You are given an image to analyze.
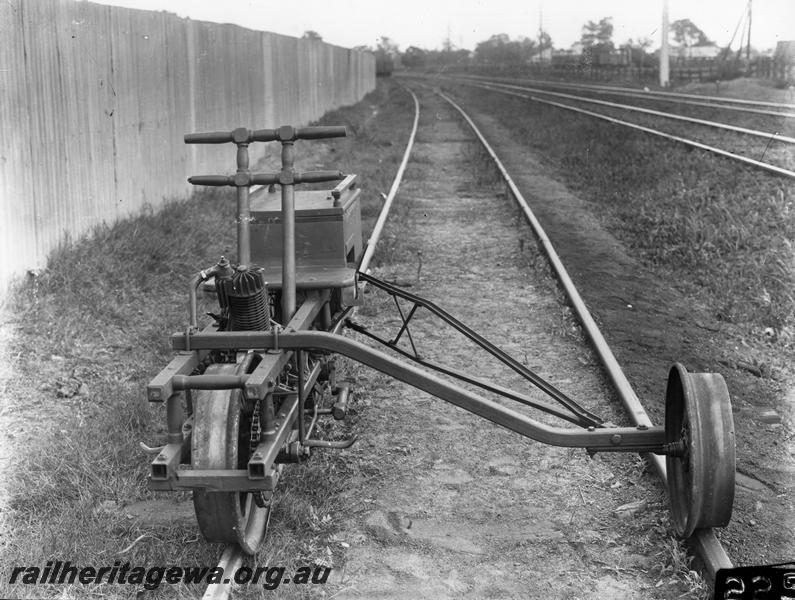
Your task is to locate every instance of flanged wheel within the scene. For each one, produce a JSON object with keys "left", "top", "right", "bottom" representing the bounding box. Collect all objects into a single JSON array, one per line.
[
  {"left": 192, "top": 360, "right": 271, "bottom": 554},
  {"left": 665, "top": 363, "right": 736, "bottom": 538}
]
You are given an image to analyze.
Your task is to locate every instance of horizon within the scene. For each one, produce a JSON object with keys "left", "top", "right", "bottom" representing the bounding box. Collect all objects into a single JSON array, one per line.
[{"left": 80, "top": 0, "right": 793, "bottom": 54}]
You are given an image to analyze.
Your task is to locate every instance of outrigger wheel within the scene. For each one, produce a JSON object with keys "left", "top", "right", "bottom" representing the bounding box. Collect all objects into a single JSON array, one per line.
[
  {"left": 192, "top": 358, "right": 271, "bottom": 554},
  {"left": 665, "top": 363, "right": 736, "bottom": 538}
]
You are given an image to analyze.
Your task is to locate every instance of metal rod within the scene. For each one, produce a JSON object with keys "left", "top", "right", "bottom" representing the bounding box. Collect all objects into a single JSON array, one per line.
[
  {"left": 236, "top": 143, "right": 251, "bottom": 266},
  {"left": 297, "top": 350, "right": 306, "bottom": 444},
  {"left": 166, "top": 393, "right": 184, "bottom": 446},
  {"left": 172, "top": 374, "right": 246, "bottom": 390},
  {"left": 281, "top": 141, "right": 296, "bottom": 320},
  {"left": 390, "top": 297, "right": 420, "bottom": 355}
]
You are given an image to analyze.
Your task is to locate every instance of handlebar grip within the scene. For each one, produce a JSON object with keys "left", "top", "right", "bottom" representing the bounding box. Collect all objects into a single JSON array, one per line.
[
  {"left": 187, "top": 175, "right": 232, "bottom": 186},
  {"left": 295, "top": 170, "right": 345, "bottom": 184},
  {"left": 185, "top": 125, "right": 348, "bottom": 145},
  {"left": 295, "top": 126, "right": 347, "bottom": 140},
  {"left": 249, "top": 173, "right": 281, "bottom": 186},
  {"left": 249, "top": 128, "right": 280, "bottom": 142},
  {"left": 184, "top": 131, "right": 234, "bottom": 144}
]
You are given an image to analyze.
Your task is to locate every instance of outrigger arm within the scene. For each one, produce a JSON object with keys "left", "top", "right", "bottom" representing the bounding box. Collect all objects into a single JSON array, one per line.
[{"left": 169, "top": 328, "right": 669, "bottom": 455}]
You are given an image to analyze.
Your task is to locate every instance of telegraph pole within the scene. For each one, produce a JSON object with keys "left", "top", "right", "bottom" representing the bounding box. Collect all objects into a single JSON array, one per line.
[
  {"left": 538, "top": 2, "right": 544, "bottom": 62},
  {"left": 746, "top": 0, "right": 752, "bottom": 60},
  {"left": 660, "top": 0, "right": 670, "bottom": 87}
]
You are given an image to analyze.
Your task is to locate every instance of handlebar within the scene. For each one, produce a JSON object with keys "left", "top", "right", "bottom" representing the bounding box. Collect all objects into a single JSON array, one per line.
[
  {"left": 184, "top": 125, "right": 347, "bottom": 145},
  {"left": 188, "top": 170, "right": 345, "bottom": 187}
]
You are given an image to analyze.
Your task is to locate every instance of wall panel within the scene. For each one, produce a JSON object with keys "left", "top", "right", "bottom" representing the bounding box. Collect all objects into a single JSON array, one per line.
[{"left": 0, "top": 0, "right": 375, "bottom": 288}]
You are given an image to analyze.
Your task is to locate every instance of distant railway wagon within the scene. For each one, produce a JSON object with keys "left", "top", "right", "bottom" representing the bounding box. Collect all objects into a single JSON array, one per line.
[{"left": 376, "top": 54, "right": 394, "bottom": 77}]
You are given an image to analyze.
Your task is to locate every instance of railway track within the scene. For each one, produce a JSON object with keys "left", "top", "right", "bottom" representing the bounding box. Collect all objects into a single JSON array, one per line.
[
  {"left": 430, "top": 75, "right": 795, "bottom": 179},
  {"left": 200, "top": 81, "right": 740, "bottom": 598},
  {"left": 452, "top": 74, "right": 795, "bottom": 119}
]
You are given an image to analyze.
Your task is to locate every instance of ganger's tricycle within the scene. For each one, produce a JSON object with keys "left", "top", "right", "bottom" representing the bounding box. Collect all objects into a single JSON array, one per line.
[{"left": 144, "top": 124, "right": 735, "bottom": 554}]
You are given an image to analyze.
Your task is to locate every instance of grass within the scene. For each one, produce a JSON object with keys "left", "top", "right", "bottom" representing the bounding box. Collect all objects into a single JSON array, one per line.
[
  {"left": 0, "top": 78, "right": 415, "bottom": 599},
  {"left": 451, "top": 84, "right": 795, "bottom": 342}
]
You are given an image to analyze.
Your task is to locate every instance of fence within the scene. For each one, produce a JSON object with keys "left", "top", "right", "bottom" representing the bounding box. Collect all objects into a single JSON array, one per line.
[
  {"left": 0, "top": 0, "right": 375, "bottom": 288},
  {"left": 440, "top": 55, "right": 794, "bottom": 86}
]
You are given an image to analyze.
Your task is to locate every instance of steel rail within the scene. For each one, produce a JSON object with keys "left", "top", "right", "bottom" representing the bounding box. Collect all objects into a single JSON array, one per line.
[
  {"left": 359, "top": 86, "right": 421, "bottom": 274},
  {"left": 450, "top": 73, "right": 795, "bottom": 117},
  {"left": 202, "top": 545, "right": 243, "bottom": 600},
  {"left": 432, "top": 88, "right": 732, "bottom": 581},
  {"left": 462, "top": 79, "right": 795, "bottom": 145},
  {"left": 465, "top": 82, "right": 795, "bottom": 180}
]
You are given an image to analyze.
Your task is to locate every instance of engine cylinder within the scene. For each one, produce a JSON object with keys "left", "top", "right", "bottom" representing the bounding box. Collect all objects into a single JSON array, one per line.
[{"left": 220, "top": 266, "right": 270, "bottom": 331}]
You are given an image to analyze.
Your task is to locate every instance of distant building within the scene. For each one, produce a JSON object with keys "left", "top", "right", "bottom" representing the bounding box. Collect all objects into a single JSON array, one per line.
[
  {"left": 529, "top": 48, "right": 553, "bottom": 63},
  {"left": 673, "top": 43, "right": 720, "bottom": 59},
  {"left": 568, "top": 42, "right": 584, "bottom": 55}
]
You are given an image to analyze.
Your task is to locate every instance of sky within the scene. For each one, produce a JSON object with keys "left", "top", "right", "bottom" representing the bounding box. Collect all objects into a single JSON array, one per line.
[{"left": 85, "top": 0, "right": 793, "bottom": 53}]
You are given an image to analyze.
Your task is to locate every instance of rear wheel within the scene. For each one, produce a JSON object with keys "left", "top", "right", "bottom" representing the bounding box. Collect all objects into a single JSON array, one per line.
[
  {"left": 665, "top": 363, "right": 735, "bottom": 538},
  {"left": 192, "top": 360, "right": 271, "bottom": 554}
]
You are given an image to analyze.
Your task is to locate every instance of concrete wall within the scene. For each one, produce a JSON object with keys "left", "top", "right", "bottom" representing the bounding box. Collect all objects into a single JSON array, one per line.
[{"left": 0, "top": 0, "right": 375, "bottom": 286}]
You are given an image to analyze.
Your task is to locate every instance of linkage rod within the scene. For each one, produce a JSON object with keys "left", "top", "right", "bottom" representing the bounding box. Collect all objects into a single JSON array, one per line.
[
  {"left": 345, "top": 317, "right": 599, "bottom": 427},
  {"left": 358, "top": 271, "right": 605, "bottom": 426}
]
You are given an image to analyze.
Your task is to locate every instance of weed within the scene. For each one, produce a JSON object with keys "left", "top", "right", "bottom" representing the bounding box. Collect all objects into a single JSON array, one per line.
[{"left": 453, "top": 85, "right": 795, "bottom": 336}]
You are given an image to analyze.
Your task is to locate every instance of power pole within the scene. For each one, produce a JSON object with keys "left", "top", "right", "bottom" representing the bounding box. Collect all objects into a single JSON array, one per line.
[
  {"left": 538, "top": 2, "right": 544, "bottom": 62},
  {"left": 660, "top": 0, "right": 670, "bottom": 87},
  {"left": 746, "top": 0, "right": 752, "bottom": 60}
]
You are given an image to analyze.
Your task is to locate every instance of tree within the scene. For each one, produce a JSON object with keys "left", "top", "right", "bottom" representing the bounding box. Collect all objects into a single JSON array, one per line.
[
  {"left": 402, "top": 46, "right": 427, "bottom": 68},
  {"left": 475, "top": 33, "right": 535, "bottom": 65},
  {"left": 620, "top": 37, "right": 653, "bottom": 66},
  {"left": 302, "top": 30, "right": 323, "bottom": 42},
  {"left": 581, "top": 17, "right": 614, "bottom": 51},
  {"left": 670, "top": 19, "right": 711, "bottom": 48},
  {"left": 377, "top": 36, "right": 400, "bottom": 56}
]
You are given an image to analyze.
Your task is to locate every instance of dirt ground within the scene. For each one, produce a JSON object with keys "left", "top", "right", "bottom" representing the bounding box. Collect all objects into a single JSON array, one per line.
[{"left": 323, "top": 88, "right": 710, "bottom": 599}]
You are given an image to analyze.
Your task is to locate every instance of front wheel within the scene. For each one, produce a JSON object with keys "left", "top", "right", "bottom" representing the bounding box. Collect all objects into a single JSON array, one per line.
[
  {"left": 191, "top": 361, "right": 271, "bottom": 554},
  {"left": 665, "top": 363, "right": 736, "bottom": 538}
]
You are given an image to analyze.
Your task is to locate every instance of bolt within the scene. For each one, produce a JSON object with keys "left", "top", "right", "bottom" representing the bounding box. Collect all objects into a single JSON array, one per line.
[
  {"left": 587, "top": 426, "right": 596, "bottom": 432},
  {"left": 610, "top": 434, "right": 622, "bottom": 446},
  {"left": 636, "top": 423, "right": 648, "bottom": 430}
]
